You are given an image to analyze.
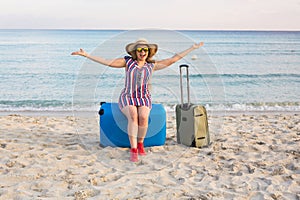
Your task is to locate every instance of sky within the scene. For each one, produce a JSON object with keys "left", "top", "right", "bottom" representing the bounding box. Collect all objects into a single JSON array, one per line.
[{"left": 0, "top": 0, "right": 300, "bottom": 30}]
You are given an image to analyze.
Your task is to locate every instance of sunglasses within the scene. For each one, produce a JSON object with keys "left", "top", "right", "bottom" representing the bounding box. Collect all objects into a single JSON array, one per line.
[{"left": 136, "top": 47, "right": 149, "bottom": 52}]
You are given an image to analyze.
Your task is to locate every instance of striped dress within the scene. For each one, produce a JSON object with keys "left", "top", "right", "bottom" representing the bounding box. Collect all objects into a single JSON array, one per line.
[{"left": 118, "top": 56, "right": 154, "bottom": 109}]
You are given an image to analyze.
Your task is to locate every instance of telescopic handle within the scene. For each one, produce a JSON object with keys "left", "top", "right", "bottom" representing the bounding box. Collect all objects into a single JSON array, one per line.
[{"left": 179, "top": 64, "right": 190, "bottom": 107}]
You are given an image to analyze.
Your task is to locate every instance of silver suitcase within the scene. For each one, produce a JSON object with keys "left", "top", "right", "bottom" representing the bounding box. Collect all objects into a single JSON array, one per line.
[{"left": 176, "top": 64, "right": 210, "bottom": 147}]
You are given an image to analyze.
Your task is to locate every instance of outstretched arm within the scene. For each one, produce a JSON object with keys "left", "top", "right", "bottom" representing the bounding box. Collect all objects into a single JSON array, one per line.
[
  {"left": 71, "top": 48, "right": 126, "bottom": 68},
  {"left": 154, "top": 42, "right": 204, "bottom": 71}
]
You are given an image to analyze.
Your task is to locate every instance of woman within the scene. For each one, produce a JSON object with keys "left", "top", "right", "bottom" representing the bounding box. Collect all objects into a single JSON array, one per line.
[{"left": 71, "top": 39, "right": 204, "bottom": 162}]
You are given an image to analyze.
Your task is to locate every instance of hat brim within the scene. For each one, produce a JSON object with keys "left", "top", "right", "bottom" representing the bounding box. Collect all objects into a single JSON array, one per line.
[{"left": 126, "top": 42, "right": 158, "bottom": 58}]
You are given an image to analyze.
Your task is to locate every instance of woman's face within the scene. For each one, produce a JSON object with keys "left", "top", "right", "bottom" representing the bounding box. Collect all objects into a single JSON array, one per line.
[{"left": 135, "top": 45, "right": 149, "bottom": 61}]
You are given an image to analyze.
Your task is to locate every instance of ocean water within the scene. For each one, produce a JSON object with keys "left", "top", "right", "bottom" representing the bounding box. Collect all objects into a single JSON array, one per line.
[{"left": 0, "top": 29, "right": 299, "bottom": 113}]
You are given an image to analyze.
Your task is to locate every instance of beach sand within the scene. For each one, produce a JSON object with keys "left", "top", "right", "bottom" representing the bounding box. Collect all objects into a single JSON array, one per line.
[{"left": 0, "top": 111, "right": 299, "bottom": 199}]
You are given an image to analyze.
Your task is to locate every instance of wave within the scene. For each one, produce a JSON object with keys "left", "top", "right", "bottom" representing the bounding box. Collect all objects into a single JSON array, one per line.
[
  {"left": 156, "top": 73, "right": 300, "bottom": 79},
  {"left": 190, "top": 73, "right": 300, "bottom": 78},
  {"left": 0, "top": 100, "right": 72, "bottom": 111},
  {"left": 206, "top": 102, "right": 300, "bottom": 112},
  {"left": 209, "top": 51, "right": 300, "bottom": 56},
  {"left": 1, "top": 100, "right": 299, "bottom": 112},
  {"left": 163, "top": 102, "right": 300, "bottom": 113},
  {"left": 2, "top": 72, "right": 300, "bottom": 80}
]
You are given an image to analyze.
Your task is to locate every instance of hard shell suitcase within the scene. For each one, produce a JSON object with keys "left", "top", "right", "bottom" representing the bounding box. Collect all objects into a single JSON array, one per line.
[
  {"left": 176, "top": 64, "right": 210, "bottom": 147},
  {"left": 99, "top": 102, "right": 166, "bottom": 147}
]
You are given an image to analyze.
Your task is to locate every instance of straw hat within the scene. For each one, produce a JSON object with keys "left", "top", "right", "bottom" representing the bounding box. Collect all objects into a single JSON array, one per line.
[{"left": 126, "top": 39, "right": 158, "bottom": 58}]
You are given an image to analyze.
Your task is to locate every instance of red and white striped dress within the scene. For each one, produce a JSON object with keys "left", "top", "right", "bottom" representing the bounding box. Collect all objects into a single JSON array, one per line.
[{"left": 118, "top": 56, "right": 154, "bottom": 109}]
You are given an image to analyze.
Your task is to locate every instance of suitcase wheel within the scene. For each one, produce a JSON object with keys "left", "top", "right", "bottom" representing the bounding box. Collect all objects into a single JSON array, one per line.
[{"left": 98, "top": 109, "right": 104, "bottom": 115}]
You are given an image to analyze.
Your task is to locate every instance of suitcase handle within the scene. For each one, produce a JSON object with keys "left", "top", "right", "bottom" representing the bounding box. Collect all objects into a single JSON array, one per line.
[{"left": 179, "top": 64, "right": 191, "bottom": 108}]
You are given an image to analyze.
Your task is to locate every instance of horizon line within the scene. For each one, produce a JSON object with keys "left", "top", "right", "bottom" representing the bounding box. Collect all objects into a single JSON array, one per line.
[{"left": 0, "top": 28, "right": 300, "bottom": 32}]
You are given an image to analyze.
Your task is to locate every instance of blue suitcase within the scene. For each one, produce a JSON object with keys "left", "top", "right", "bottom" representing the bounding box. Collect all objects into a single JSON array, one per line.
[{"left": 98, "top": 102, "right": 166, "bottom": 147}]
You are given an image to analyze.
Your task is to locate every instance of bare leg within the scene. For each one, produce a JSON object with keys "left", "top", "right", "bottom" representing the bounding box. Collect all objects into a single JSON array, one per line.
[
  {"left": 137, "top": 106, "right": 150, "bottom": 143},
  {"left": 121, "top": 105, "right": 138, "bottom": 149}
]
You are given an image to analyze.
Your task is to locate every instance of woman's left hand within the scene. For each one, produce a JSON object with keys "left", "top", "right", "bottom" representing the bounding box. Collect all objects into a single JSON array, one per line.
[{"left": 193, "top": 42, "right": 204, "bottom": 49}]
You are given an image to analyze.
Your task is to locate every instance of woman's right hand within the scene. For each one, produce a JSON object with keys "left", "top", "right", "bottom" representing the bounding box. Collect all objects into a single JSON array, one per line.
[{"left": 71, "top": 48, "right": 88, "bottom": 57}]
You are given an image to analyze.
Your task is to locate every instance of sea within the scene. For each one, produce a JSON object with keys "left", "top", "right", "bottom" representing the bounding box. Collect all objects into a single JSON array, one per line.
[{"left": 0, "top": 29, "right": 299, "bottom": 115}]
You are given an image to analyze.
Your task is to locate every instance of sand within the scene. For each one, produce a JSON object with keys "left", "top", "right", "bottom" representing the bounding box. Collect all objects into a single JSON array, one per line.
[{"left": 0, "top": 111, "right": 299, "bottom": 200}]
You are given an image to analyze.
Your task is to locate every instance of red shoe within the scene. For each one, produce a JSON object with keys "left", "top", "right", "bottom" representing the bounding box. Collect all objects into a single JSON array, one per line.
[
  {"left": 137, "top": 142, "right": 146, "bottom": 156},
  {"left": 130, "top": 148, "right": 138, "bottom": 162}
]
